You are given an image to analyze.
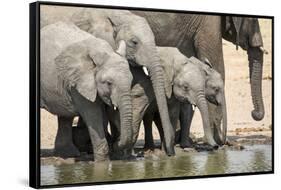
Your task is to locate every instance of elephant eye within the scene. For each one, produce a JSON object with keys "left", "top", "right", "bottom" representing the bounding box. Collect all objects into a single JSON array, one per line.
[
  {"left": 106, "top": 80, "right": 112, "bottom": 86},
  {"left": 214, "top": 87, "right": 219, "bottom": 93},
  {"left": 183, "top": 85, "right": 189, "bottom": 91},
  {"left": 129, "top": 37, "right": 138, "bottom": 46},
  {"left": 102, "top": 79, "right": 112, "bottom": 86}
]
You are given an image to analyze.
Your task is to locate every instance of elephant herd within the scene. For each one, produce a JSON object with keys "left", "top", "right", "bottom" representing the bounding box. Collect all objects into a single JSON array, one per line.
[{"left": 40, "top": 6, "right": 266, "bottom": 161}]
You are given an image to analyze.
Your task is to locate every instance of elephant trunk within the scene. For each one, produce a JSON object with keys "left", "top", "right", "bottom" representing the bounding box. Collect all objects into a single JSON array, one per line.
[
  {"left": 215, "top": 90, "right": 227, "bottom": 145},
  {"left": 248, "top": 47, "right": 265, "bottom": 121},
  {"left": 146, "top": 49, "right": 175, "bottom": 156},
  {"left": 221, "top": 91, "right": 227, "bottom": 144},
  {"left": 117, "top": 92, "right": 133, "bottom": 149},
  {"left": 196, "top": 90, "right": 217, "bottom": 146}
]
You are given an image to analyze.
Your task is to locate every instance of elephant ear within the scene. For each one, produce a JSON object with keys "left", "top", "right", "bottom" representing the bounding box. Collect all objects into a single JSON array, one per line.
[
  {"left": 115, "top": 40, "right": 127, "bottom": 57},
  {"left": 55, "top": 45, "right": 97, "bottom": 103},
  {"left": 189, "top": 56, "right": 212, "bottom": 77},
  {"left": 232, "top": 17, "right": 243, "bottom": 50}
]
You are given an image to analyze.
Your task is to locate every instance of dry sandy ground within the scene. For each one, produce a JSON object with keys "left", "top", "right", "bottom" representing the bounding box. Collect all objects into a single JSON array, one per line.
[{"left": 40, "top": 19, "right": 272, "bottom": 149}]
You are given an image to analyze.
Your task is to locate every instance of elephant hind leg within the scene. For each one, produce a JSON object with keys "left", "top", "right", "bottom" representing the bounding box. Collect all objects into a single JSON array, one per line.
[{"left": 54, "top": 116, "right": 80, "bottom": 158}]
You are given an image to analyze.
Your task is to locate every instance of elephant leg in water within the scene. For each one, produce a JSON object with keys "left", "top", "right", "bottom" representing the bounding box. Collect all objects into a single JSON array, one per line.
[
  {"left": 70, "top": 89, "right": 109, "bottom": 161},
  {"left": 179, "top": 103, "right": 194, "bottom": 148},
  {"left": 72, "top": 118, "right": 92, "bottom": 154},
  {"left": 143, "top": 98, "right": 180, "bottom": 150},
  {"left": 143, "top": 110, "right": 156, "bottom": 150}
]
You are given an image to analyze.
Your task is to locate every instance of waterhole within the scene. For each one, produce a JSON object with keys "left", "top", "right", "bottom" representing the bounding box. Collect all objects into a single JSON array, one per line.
[{"left": 41, "top": 145, "right": 272, "bottom": 186}]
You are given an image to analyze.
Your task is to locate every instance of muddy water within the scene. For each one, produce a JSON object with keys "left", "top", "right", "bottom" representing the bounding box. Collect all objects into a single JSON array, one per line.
[{"left": 41, "top": 145, "right": 272, "bottom": 186}]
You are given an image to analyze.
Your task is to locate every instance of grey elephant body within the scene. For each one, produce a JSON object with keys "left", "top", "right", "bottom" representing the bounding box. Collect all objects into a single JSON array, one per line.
[
  {"left": 107, "top": 47, "right": 226, "bottom": 150},
  {"left": 41, "top": 5, "right": 176, "bottom": 156},
  {"left": 132, "top": 12, "right": 265, "bottom": 144},
  {"left": 41, "top": 22, "right": 133, "bottom": 161},
  {"left": 74, "top": 47, "right": 225, "bottom": 154}
]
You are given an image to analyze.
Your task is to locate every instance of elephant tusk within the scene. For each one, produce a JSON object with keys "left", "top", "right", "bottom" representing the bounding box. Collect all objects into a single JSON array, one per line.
[
  {"left": 143, "top": 66, "right": 149, "bottom": 76},
  {"left": 192, "top": 105, "right": 196, "bottom": 111},
  {"left": 259, "top": 46, "right": 268, "bottom": 55},
  {"left": 114, "top": 106, "right": 117, "bottom": 111}
]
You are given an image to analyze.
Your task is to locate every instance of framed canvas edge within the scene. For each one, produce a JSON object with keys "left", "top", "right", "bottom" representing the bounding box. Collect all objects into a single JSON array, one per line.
[
  {"left": 29, "top": 1, "right": 275, "bottom": 189},
  {"left": 30, "top": 2, "right": 41, "bottom": 189}
]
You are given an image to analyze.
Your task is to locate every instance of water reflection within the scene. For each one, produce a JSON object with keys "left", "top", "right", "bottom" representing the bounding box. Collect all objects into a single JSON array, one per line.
[
  {"left": 41, "top": 145, "right": 272, "bottom": 186},
  {"left": 204, "top": 150, "right": 228, "bottom": 175}
]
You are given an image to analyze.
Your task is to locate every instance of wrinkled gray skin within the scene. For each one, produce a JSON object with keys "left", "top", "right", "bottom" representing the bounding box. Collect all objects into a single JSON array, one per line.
[
  {"left": 140, "top": 48, "right": 226, "bottom": 149},
  {"left": 42, "top": 6, "right": 175, "bottom": 156},
  {"left": 74, "top": 47, "right": 225, "bottom": 153},
  {"left": 108, "top": 48, "right": 226, "bottom": 151},
  {"left": 145, "top": 62, "right": 226, "bottom": 149},
  {"left": 40, "top": 22, "right": 133, "bottom": 161},
  {"left": 221, "top": 16, "right": 265, "bottom": 121},
  {"left": 132, "top": 12, "right": 266, "bottom": 144}
]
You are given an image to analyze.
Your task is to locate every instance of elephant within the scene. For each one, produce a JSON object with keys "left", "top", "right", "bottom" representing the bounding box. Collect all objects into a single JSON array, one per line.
[
  {"left": 41, "top": 6, "right": 175, "bottom": 156},
  {"left": 73, "top": 47, "right": 226, "bottom": 154},
  {"left": 132, "top": 12, "right": 266, "bottom": 144},
  {"left": 40, "top": 22, "right": 133, "bottom": 161},
  {"left": 221, "top": 16, "right": 265, "bottom": 121},
  {"left": 141, "top": 49, "right": 226, "bottom": 150}
]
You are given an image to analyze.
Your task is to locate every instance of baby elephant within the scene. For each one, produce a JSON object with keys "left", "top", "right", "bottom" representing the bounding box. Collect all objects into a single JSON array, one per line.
[
  {"left": 74, "top": 47, "right": 226, "bottom": 155},
  {"left": 41, "top": 22, "right": 133, "bottom": 161},
  {"left": 132, "top": 47, "right": 227, "bottom": 151},
  {"left": 144, "top": 56, "right": 227, "bottom": 150}
]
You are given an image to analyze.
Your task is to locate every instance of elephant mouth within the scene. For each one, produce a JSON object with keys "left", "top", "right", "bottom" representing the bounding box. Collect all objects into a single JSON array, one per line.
[
  {"left": 206, "top": 96, "right": 219, "bottom": 106},
  {"left": 102, "top": 97, "right": 113, "bottom": 107},
  {"left": 175, "top": 94, "right": 192, "bottom": 104},
  {"left": 128, "top": 58, "right": 138, "bottom": 67}
]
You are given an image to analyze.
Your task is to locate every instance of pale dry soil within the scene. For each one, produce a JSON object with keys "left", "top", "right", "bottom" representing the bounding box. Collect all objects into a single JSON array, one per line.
[{"left": 40, "top": 19, "right": 272, "bottom": 150}]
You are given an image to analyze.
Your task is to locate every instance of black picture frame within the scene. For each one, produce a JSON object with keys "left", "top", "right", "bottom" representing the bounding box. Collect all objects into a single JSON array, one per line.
[{"left": 30, "top": 1, "right": 274, "bottom": 188}]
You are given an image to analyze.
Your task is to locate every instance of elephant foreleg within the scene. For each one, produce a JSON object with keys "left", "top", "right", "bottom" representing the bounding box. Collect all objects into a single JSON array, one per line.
[
  {"left": 193, "top": 17, "right": 225, "bottom": 146},
  {"left": 55, "top": 116, "right": 80, "bottom": 158},
  {"left": 179, "top": 103, "right": 194, "bottom": 148},
  {"left": 153, "top": 113, "right": 165, "bottom": 150},
  {"left": 70, "top": 88, "right": 109, "bottom": 161},
  {"left": 143, "top": 112, "right": 155, "bottom": 150},
  {"left": 73, "top": 117, "right": 92, "bottom": 154}
]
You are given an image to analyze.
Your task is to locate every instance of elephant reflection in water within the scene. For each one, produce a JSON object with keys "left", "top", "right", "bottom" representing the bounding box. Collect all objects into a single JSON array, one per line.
[{"left": 203, "top": 150, "right": 228, "bottom": 175}]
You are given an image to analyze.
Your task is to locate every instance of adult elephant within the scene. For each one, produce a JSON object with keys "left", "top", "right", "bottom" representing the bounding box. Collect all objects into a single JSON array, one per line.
[
  {"left": 221, "top": 16, "right": 265, "bottom": 120},
  {"left": 132, "top": 11, "right": 265, "bottom": 144},
  {"left": 41, "top": 22, "right": 132, "bottom": 161},
  {"left": 41, "top": 6, "right": 175, "bottom": 156}
]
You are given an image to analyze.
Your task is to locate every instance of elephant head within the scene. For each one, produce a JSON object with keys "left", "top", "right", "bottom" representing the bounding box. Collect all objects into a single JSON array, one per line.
[
  {"left": 71, "top": 9, "right": 175, "bottom": 156},
  {"left": 55, "top": 36, "right": 133, "bottom": 150},
  {"left": 222, "top": 16, "right": 265, "bottom": 121},
  {"left": 159, "top": 47, "right": 226, "bottom": 146}
]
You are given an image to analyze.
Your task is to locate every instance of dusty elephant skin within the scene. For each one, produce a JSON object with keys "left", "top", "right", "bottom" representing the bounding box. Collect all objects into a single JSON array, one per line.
[
  {"left": 41, "top": 6, "right": 175, "bottom": 156},
  {"left": 40, "top": 22, "right": 133, "bottom": 161},
  {"left": 221, "top": 17, "right": 265, "bottom": 121},
  {"left": 132, "top": 12, "right": 266, "bottom": 144},
  {"left": 74, "top": 47, "right": 226, "bottom": 154},
  {"left": 142, "top": 48, "right": 226, "bottom": 148}
]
